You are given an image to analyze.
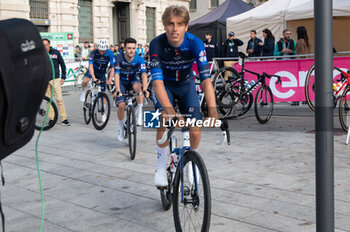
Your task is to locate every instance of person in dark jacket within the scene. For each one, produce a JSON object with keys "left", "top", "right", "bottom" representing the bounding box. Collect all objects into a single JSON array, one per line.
[
  {"left": 203, "top": 32, "right": 218, "bottom": 62},
  {"left": 273, "top": 29, "right": 296, "bottom": 58},
  {"left": 260, "top": 28, "right": 275, "bottom": 57},
  {"left": 246, "top": 30, "right": 262, "bottom": 57},
  {"left": 42, "top": 38, "right": 70, "bottom": 126},
  {"left": 221, "top": 31, "right": 244, "bottom": 58}
]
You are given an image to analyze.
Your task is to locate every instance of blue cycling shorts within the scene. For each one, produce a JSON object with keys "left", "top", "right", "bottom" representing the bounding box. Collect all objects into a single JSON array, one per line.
[
  {"left": 85, "top": 69, "right": 106, "bottom": 92},
  {"left": 152, "top": 80, "right": 202, "bottom": 120},
  {"left": 116, "top": 78, "right": 141, "bottom": 105}
]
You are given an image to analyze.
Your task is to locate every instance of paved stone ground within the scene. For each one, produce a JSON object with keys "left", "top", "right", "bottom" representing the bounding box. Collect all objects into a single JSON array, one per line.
[{"left": 2, "top": 89, "right": 350, "bottom": 232}]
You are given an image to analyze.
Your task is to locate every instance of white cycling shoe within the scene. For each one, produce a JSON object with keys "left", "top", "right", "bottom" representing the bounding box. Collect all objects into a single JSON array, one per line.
[
  {"left": 118, "top": 127, "right": 124, "bottom": 142},
  {"left": 101, "top": 113, "right": 106, "bottom": 123},
  {"left": 154, "top": 169, "right": 168, "bottom": 187},
  {"left": 80, "top": 92, "right": 85, "bottom": 102}
]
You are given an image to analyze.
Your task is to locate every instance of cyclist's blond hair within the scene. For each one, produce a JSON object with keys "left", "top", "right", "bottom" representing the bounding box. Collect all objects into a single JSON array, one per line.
[{"left": 162, "top": 5, "right": 190, "bottom": 26}]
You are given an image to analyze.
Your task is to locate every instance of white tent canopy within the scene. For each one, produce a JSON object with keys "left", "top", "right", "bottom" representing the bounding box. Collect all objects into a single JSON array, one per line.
[{"left": 226, "top": 0, "right": 309, "bottom": 50}]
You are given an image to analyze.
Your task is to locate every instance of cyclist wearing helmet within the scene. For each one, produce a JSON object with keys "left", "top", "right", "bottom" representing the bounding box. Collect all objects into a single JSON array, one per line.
[{"left": 80, "top": 39, "right": 115, "bottom": 106}]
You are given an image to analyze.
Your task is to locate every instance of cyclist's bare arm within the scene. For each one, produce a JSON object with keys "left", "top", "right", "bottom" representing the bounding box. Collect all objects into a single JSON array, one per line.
[
  {"left": 141, "top": 72, "right": 149, "bottom": 97},
  {"left": 88, "top": 64, "right": 97, "bottom": 82},
  {"left": 108, "top": 67, "right": 115, "bottom": 82},
  {"left": 201, "top": 78, "right": 218, "bottom": 119},
  {"left": 114, "top": 73, "right": 121, "bottom": 97}
]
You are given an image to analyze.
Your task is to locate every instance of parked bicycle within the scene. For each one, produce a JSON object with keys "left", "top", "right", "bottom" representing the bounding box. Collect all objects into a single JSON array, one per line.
[
  {"left": 305, "top": 64, "right": 350, "bottom": 131},
  {"left": 157, "top": 118, "right": 230, "bottom": 231},
  {"left": 71, "top": 62, "right": 87, "bottom": 88},
  {"left": 212, "top": 52, "right": 282, "bottom": 123},
  {"left": 35, "top": 96, "right": 58, "bottom": 131},
  {"left": 83, "top": 80, "right": 111, "bottom": 130},
  {"left": 116, "top": 90, "right": 143, "bottom": 160}
]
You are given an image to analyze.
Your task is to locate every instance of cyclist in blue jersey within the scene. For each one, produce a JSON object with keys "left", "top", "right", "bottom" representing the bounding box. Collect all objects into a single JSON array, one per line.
[
  {"left": 150, "top": 6, "right": 218, "bottom": 187},
  {"left": 80, "top": 40, "right": 115, "bottom": 93},
  {"left": 114, "top": 37, "right": 149, "bottom": 141}
]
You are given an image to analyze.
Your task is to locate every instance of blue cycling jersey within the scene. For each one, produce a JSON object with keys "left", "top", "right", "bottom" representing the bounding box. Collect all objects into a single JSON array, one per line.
[
  {"left": 88, "top": 49, "right": 115, "bottom": 73},
  {"left": 114, "top": 53, "right": 147, "bottom": 81},
  {"left": 149, "top": 32, "right": 210, "bottom": 83}
]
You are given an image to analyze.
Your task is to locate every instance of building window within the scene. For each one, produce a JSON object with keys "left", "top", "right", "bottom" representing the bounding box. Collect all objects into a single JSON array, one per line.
[
  {"left": 78, "top": 0, "right": 93, "bottom": 43},
  {"left": 146, "top": 7, "right": 156, "bottom": 43},
  {"left": 29, "top": 0, "right": 48, "bottom": 19},
  {"left": 190, "top": 0, "right": 197, "bottom": 10},
  {"left": 210, "top": 0, "right": 219, "bottom": 8}
]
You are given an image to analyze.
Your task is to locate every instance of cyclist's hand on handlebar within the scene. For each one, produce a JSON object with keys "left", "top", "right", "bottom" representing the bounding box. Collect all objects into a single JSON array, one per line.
[
  {"left": 113, "top": 90, "right": 121, "bottom": 98},
  {"left": 143, "top": 90, "right": 150, "bottom": 98},
  {"left": 106, "top": 79, "right": 112, "bottom": 85}
]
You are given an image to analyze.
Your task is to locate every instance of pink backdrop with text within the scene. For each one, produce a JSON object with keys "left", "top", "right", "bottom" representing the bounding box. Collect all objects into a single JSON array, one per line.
[{"left": 193, "top": 57, "right": 350, "bottom": 102}]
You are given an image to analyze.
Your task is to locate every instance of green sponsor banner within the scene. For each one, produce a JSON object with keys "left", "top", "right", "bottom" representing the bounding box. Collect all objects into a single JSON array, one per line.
[{"left": 40, "top": 32, "right": 75, "bottom": 63}]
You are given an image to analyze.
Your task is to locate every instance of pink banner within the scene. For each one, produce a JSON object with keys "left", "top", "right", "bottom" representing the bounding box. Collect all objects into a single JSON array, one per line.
[{"left": 233, "top": 57, "right": 350, "bottom": 102}]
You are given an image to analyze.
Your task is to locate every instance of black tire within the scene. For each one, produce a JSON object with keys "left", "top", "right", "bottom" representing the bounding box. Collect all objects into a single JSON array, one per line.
[
  {"left": 127, "top": 106, "right": 137, "bottom": 160},
  {"left": 35, "top": 96, "right": 58, "bottom": 131},
  {"left": 254, "top": 85, "right": 274, "bottom": 124},
  {"left": 339, "top": 87, "right": 350, "bottom": 132},
  {"left": 160, "top": 168, "right": 173, "bottom": 211},
  {"left": 305, "top": 64, "right": 316, "bottom": 111},
  {"left": 173, "top": 150, "right": 211, "bottom": 232},
  {"left": 92, "top": 92, "right": 111, "bottom": 130},
  {"left": 83, "top": 90, "right": 92, "bottom": 125}
]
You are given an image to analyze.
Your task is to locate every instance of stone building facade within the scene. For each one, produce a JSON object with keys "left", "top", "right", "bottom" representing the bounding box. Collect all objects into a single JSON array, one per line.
[{"left": 0, "top": 0, "right": 190, "bottom": 46}]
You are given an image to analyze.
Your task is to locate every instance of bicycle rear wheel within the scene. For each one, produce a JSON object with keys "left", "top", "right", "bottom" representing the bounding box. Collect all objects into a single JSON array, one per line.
[
  {"left": 92, "top": 92, "right": 111, "bottom": 130},
  {"left": 339, "top": 87, "right": 350, "bottom": 132},
  {"left": 35, "top": 96, "right": 58, "bottom": 131},
  {"left": 254, "top": 85, "right": 274, "bottom": 124},
  {"left": 83, "top": 90, "right": 92, "bottom": 125},
  {"left": 173, "top": 150, "right": 211, "bottom": 232},
  {"left": 305, "top": 64, "right": 315, "bottom": 111},
  {"left": 127, "top": 106, "right": 137, "bottom": 160}
]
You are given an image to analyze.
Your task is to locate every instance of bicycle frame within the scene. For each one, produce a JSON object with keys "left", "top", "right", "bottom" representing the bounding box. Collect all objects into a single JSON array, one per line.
[{"left": 333, "top": 67, "right": 350, "bottom": 98}]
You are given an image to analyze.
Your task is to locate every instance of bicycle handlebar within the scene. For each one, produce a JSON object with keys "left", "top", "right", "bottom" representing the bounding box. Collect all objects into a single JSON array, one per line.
[{"left": 262, "top": 72, "right": 282, "bottom": 84}]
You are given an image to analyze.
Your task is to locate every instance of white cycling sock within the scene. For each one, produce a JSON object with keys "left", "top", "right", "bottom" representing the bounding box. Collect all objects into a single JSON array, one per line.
[
  {"left": 157, "top": 145, "right": 168, "bottom": 170},
  {"left": 137, "top": 103, "right": 143, "bottom": 114},
  {"left": 81, "top": 87, "right": 85, "bottom": 92}
]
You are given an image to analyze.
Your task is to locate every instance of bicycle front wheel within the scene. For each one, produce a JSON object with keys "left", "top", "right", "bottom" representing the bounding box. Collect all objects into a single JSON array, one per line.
[
  {"left": 83, "top": 90, "right": 92, "bottom": 125},
  {"left": 305, "top": 64, "right": 315, "bottom": 111},
  {"left": 254, "top": 85, "right": 274, "bottom": 124},
  {"left": 35, "top": 96, "right": 58, "bottom": 131},
  {"left": 92, "top": 92, "right": 111, "bottom": 130},
  {"left": 339, "top": 87, "right": 350, "bottom": 132},
  {"left": 127, "top": 106, "right": 137, "bottom": 160},
  {"left": 173, "top": 150, "right": 211, "bottom": 232}
]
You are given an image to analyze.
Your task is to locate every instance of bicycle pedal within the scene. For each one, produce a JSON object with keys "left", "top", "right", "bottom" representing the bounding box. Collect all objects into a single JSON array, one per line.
[{"left": 157, "top": 186, "right": 167, "bottom": 190}]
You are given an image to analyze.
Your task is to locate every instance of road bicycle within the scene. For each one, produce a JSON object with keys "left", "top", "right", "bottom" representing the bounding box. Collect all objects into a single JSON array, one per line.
[
  {"left": 35, "top": 96, "right": 58, "bottom": 131},
  {"left": 116, "top": 90, "right": 143, "bottom": 160},
  {"left": 69, "top": 62, "right": 87, "bottom": 88},
  {"left": 157, "top": 118, "right": 230, "bottom": 231},
  {"left": 305, "top": 64, "right": 350, "bottom": 131},
  {"left": 212, "top": 52, "right": 282, "bottom": 123},
  {"left": 83, "top": 81, "right": 111, "bottom": 130}
]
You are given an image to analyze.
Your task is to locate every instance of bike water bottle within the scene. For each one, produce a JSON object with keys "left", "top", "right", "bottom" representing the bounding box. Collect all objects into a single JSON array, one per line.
[
  {"left": 248, "top": 80, "right": 256, "bottom": 89},
  {"left": 333, "top": 83, "right": 337, "bottom": 91},
  {"left": 243, "top": 80, "right": 248, "bottom": 89},
  {"left": 336, "top": 82, "right": 342, "bottom": 91}
]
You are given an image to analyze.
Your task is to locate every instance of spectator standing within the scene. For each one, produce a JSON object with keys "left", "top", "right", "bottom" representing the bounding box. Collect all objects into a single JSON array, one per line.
[
  {"left": 203, "top": 32, "right": 218, "bottom": 62},
  {"left": 222, "top": 31, "right": 243, "bottom": 58},
  {"left": 143, "top": 44, "right": 149, "bottom": 61},
  {"left": 81, "top": 41, "right": 91, "bottom": 61},
  {"left": 119, "top": 41, "right": 125, "bottom": 54},
  {"left": 114, "top": 44, "right": 119, "bottom": 56},
  {"left": 246, "top": 30, "right": 262, "bottom": 57},
  {"left": 109, "top": 44, "right": 115, "bottom": 53},
  {"left": 295, "top": 26, "right": 311, "bottom": 55},
  {"left": 136, "top": 43, "right": 144, "bottom": 56},
  {"left": 91, "top": 43, "right": 97, "bottom": 51},
  {"left": 260, "top": 28, "right": 275, "bottom": 57},
  {"left": 75, "top": 45, "right": 82, "bottom": 61},
  {"left": 42, "top": 39, "right": 71, "bottom": 126},
  {"left": 273, "top": 29, "right": 296, "bottom": 58}
]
